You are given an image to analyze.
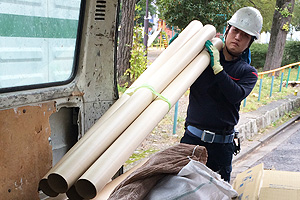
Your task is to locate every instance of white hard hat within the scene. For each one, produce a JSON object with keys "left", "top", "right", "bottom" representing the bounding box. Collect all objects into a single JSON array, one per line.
[{"left": 228, "top": 7, "right": 263, "bottom": 39}]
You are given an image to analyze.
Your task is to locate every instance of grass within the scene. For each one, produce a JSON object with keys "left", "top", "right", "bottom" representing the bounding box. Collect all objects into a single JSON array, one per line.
[
  {"left": 125, "top": 149, "right": 159, "bottom": 165},
  {"left": 240, "top": 67, "right": 299, "bottom": 113}
]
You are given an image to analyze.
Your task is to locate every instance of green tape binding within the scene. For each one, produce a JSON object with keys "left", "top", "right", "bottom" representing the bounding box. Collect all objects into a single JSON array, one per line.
[{"left": 125, "top": 84, "right": 172, "bottom": 110}]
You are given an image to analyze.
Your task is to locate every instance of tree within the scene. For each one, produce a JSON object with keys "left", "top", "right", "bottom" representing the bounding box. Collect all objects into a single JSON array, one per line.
[
  {"left": 117, "top": 0, "right": 136, "bottom": 86},
  {"left": 135, "top": 0, "right": 156, "bottom": 26},
  {"left": 263, "top": 0, "right": 295, "bottom": 71},
  {"left": 156, "top": 0, "right": 241, "bottom": 32}
]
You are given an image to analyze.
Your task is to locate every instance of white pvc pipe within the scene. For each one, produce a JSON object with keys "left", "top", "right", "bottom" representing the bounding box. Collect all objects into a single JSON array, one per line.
[
  {"left": 40, "top": 21, "right": 202, "bottom": 194},
  {"left": 47, "top": 24, "right": 216, "bottom": 194},
  {"left": 75, "top": 38, "right": 223, "bottom": 199},
  {"left": 79, "top": 20, "right": 204, "bottom": 136}
]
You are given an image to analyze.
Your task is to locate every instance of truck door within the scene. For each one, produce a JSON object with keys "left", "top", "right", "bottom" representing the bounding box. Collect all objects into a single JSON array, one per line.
[{"left": 0, "top": 0, "right": 119, "bottom": 199}]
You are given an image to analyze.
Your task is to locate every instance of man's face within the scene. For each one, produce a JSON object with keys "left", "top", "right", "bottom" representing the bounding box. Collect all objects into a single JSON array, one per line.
[{"left": 225, "top": 26, "right": 252, "bottom": 56}]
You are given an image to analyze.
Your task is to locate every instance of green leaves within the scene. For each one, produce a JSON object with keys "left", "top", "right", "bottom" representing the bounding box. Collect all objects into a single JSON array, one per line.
[
  {"left": 126, "top": 26, "right": 148, "bottom": 83},
  {"left": 276, "top": 5, "right": 293, "bottom": 18},
  {"left": 249, "top": 41, "right": 300, "bottom": 69},
  {"left": 156, "top": 0, "right": 240, "bottom": 32}
]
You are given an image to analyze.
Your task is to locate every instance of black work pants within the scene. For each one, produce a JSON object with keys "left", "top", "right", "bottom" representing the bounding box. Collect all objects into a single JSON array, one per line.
[{"left": 180, "top": 130, "right": 235, "bottom": 182}]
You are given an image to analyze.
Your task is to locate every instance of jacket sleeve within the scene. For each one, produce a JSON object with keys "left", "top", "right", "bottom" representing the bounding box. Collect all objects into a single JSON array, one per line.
[{"left": 214, "top": 68, "right": 258, "bottom": 104}]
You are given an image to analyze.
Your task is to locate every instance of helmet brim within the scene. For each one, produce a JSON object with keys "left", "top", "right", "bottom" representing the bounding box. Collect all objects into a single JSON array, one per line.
[{"left": 228, "top": 22, "right": 259, "bottom": 40}]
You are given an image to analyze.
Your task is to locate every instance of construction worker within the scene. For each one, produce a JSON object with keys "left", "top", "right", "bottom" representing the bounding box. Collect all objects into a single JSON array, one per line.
[{"left": 180, "top": 7, "right": 263, "bottom": 182}]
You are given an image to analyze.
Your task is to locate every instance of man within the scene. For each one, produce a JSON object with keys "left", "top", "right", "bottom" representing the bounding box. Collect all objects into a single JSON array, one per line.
[{"left": 180, "top": 7, "right": 263, "bottom": 182}]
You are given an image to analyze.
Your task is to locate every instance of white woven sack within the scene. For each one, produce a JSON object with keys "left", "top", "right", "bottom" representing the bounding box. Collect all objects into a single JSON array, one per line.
[{"left": 145, "top": 159, "right": 238, "bottom": 200}]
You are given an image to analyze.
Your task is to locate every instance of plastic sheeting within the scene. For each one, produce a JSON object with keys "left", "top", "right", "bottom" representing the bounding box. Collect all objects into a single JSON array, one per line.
[{"left": 146, "top": 160, "right": 238, "bottom": 200}]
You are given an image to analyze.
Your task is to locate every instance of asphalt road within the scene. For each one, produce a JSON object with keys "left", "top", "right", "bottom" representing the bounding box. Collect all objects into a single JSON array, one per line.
[
  {"left": 231, "top": 116, "right": 300, "bottom": 183},
  {"left": 250, "top": 122, "right": 300, "bottom": 172}
]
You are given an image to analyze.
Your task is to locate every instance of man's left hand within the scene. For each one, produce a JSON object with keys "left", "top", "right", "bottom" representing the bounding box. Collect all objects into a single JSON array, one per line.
[{"left": 205, "top": 40, "right": 223, "bottom": 75}]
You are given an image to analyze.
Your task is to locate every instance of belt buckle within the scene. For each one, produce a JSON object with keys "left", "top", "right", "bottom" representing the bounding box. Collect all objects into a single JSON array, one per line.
[{"left": 201, "top": 130, "right": 215, "bottom": 143}]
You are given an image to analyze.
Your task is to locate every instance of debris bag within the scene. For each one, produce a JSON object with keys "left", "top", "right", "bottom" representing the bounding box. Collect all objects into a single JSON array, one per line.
[
  {"left": 145, "top": 159, "right": 238, "bottom": 200},
  {"left": 108, "top": 144, "right": 208, "bottom": 200}
]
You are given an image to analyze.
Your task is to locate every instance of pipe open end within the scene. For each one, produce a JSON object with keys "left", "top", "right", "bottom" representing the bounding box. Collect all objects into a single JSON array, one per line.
[
  {"left": 39, "top": 178, "right": 59, "bottom": 197},
  {"left": 66, "top": 185, "right": 84, "bottom": 200},
  {"left": 47, "top": 173, "right": 69, "bottom": 193},
  {"left": 75, "top": 179, "right": 97, "bottom": 199}
]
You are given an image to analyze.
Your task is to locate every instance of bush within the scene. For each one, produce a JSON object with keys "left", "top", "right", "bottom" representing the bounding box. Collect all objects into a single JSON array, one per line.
[
  {"left": 250, "top": 43, "right": 268, "bottom": 70},
  {"left": 282, "top": 41, "right": 300, "bottom": 66},
  {"left": 250, "top": 41, "right": 300, "bottom": 70}
]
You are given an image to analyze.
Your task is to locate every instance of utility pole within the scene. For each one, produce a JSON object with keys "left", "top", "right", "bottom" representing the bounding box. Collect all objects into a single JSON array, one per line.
[{"left": 143, "top": 0, "right": 149, "bottom": 55}]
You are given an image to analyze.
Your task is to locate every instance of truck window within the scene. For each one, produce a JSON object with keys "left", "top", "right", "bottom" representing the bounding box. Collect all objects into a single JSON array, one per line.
[{"left": 0, "top": 0, "right": 82, "bottom": 91}]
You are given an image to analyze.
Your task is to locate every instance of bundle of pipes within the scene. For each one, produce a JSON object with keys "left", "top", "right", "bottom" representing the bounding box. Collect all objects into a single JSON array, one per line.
[
  {"left": 39, "top": 20, "right": 223, "bottom": 199},
  {"left": 38, "top": 20, "right": 204, "bottom": 197}
]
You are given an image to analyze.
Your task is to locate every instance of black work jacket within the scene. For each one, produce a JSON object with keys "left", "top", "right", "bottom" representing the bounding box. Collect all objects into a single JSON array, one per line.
[{"left": 185, "top": 49, "right": 258, "bottom": 134}]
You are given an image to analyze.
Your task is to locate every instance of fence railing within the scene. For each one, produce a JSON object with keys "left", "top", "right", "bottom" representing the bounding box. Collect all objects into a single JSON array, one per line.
[{"left": 243, "top": 61, "right": 300, "bottom": 107}]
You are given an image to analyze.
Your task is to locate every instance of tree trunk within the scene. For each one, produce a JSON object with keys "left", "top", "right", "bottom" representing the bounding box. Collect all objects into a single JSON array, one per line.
[
  {"left": 263, "top": 0, "right": 295, "bottom": 72},
  {"left": 117, "top": 0, "right": 136, "bottom": 86}
]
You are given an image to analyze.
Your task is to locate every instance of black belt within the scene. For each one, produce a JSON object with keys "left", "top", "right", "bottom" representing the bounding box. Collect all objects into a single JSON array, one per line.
[{"left": 187, "top": 125, "right": 234, "bottom": 144}]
